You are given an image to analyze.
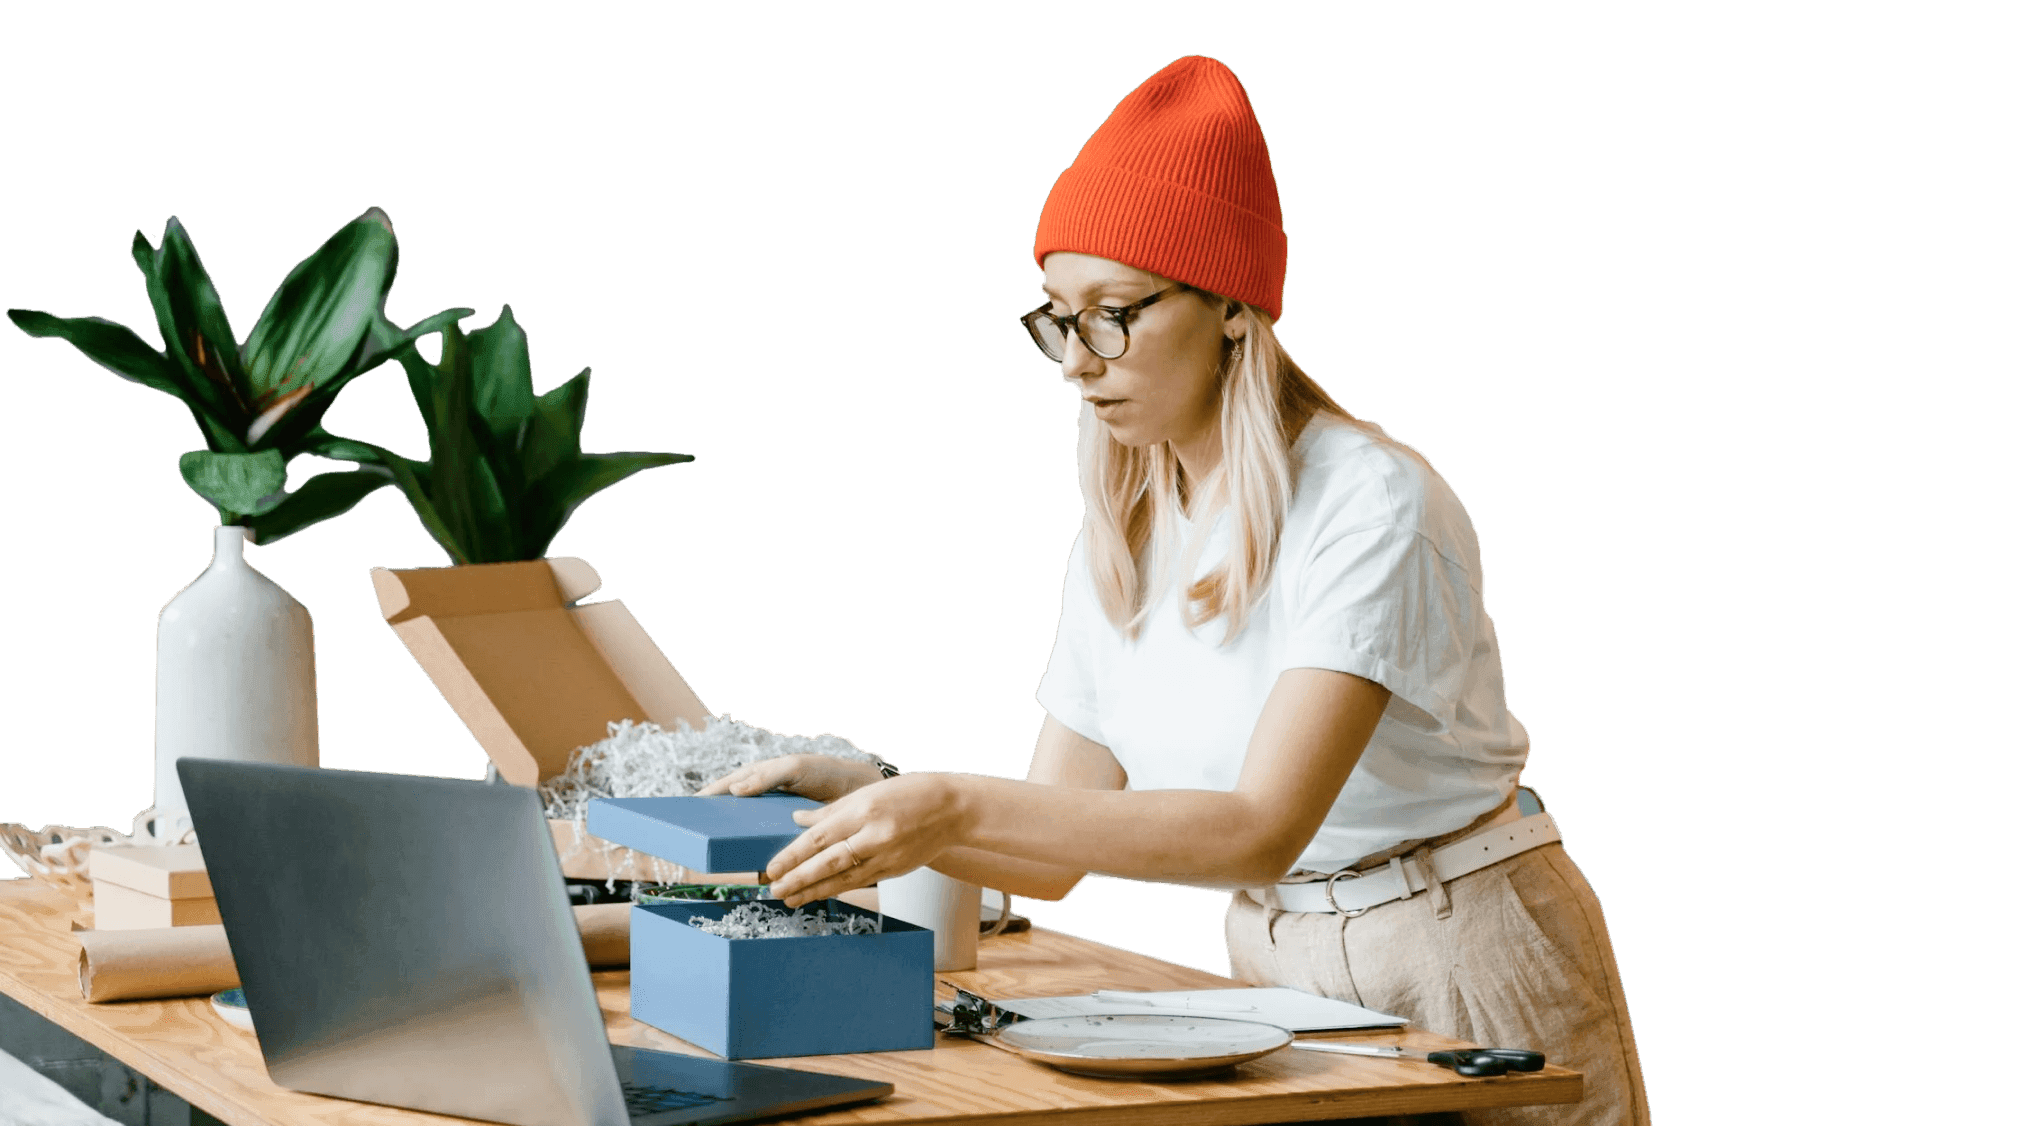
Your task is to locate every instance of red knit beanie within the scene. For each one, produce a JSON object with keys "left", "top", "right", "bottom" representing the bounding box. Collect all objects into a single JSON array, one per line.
[{"left": 1034, "top": 56, "right": 1286, "bottom": 321}]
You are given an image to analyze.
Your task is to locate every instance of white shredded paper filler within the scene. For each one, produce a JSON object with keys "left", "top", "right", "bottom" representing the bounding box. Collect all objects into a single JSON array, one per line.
[
  {"left": 538, "top": 715, "right": 877, "bottom": 865},
  {"left": 687, "top": 902, "right": 880, "bottom": 939}
]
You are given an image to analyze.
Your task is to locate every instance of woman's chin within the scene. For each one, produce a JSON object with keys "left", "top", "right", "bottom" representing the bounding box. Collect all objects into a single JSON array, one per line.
[{"left": 1097, "top": 419, "right": 1156, "bottom": 448}]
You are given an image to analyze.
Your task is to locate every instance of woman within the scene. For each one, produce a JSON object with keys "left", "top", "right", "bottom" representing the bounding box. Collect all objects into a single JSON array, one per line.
[{"left": 700, "top": 56, "right": 1648, "bottom": 1126}]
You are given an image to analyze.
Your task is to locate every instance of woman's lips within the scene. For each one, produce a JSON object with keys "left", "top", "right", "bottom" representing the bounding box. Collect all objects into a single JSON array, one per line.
[{"left": 1091, "top": 398, "right": 1126, "bottom": 415}]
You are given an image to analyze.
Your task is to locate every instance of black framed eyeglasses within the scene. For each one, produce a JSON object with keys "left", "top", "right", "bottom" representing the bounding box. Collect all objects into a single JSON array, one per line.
[{"left": 1020, "top": 285, "right": 1184, "bottom": 362}]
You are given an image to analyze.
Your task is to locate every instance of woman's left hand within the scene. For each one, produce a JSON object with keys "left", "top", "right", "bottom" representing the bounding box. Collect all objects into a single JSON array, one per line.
[{"left": 764, "top": 773, "right": 968, "bottom": 907}]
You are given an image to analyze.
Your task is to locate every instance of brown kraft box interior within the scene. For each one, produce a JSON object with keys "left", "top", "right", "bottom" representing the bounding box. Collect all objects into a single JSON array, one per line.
[{"left": 372, "top": 558, "right": 748, "bottom": 886}]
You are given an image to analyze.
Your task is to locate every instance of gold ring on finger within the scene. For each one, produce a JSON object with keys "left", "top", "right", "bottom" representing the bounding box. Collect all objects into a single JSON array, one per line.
[{"left": 841, "top": 838, "right": 863, "bottom": 868}]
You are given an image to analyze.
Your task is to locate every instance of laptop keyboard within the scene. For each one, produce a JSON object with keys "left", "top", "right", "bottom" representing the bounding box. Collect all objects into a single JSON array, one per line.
[{"left": 621, "top": 1083, "right": 727, "bottom": 1115}]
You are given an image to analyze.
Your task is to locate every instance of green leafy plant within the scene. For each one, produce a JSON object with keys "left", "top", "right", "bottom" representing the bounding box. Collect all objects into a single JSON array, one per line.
[
  {"left": 325, "top": 306, "right": 692, "bottom": 564},
  {"left": 637, "top": 883, "right": 772, "bottom": 904},
  {"left": 7, "top": 209, "right": 470, "bottom": 541}
]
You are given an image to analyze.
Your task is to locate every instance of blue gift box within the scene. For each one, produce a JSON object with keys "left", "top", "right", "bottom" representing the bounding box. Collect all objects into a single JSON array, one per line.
[
  {"left": 587, "top": 795, "right": 818, "bottom": 874},
  {"left": 589, "top": 795, "right": 936, "bottom": 1058},
  {"left": 630, "top": 899, "right": 935, "bottom": 1059}
]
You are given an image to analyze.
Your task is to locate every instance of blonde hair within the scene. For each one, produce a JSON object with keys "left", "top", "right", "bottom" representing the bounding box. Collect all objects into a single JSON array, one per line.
[{"left": 1080, "top": 300, "right": 1412, "bottom": 644}]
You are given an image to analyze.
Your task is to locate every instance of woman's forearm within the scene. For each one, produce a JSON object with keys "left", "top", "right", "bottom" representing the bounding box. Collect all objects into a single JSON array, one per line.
[
  {"left": 930, "top": 845, "right": 1086, "bottom": 901},
  {"left": 949, "top": 774, "right": 1299, "bottom": 889},
  {"left": 766, "top": 672, "right": 1386, "bottom": 908}
]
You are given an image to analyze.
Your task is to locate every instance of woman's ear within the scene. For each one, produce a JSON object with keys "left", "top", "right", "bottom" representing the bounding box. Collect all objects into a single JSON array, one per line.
[{"left": 1223, "top": 299, "right": 1247, "bottom": 341}]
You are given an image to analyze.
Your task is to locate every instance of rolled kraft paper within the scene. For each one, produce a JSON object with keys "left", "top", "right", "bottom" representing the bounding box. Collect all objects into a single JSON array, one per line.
[{"left": 77, "top": 902, "right": 632, "bottom": 1003}]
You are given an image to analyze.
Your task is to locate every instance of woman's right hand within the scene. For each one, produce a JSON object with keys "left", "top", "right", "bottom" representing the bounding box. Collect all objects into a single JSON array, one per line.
[{"left": 693, "top": 754, "right": 885, "bottom": 803}]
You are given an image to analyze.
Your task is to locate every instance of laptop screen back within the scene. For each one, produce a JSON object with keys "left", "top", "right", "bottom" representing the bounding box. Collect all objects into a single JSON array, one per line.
[{"left": 179, "top": 760, "right": 630, "bottom": 1126}]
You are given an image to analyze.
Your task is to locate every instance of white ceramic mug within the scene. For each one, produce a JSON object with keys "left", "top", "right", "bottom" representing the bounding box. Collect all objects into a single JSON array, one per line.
[{"left": 877, "top": 867, "right": 980, "bottom": 971}]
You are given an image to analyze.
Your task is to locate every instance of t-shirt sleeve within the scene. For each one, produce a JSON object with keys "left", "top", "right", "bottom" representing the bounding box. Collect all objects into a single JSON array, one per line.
[
  {"left": 1035, "top": 531, "right": 1109, "bottom": 746},
  {"left": 1278, "top": 519, "right": 1480, "bottom": 728}
]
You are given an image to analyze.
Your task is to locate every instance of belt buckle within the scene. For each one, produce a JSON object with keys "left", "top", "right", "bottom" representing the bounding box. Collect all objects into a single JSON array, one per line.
[{"left": 1322, "top": 867, "right": 1372, "bottom": 918}]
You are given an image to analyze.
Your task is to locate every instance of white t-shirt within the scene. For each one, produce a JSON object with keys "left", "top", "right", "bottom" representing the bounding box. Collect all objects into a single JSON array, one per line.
[{"left": 1036, "top": 414, "right": 1530, "bottom": 873}]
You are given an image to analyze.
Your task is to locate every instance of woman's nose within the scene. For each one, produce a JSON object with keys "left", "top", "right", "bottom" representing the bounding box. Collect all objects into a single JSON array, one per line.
[{"left": 1059, "top": 331, "right": 1102, "bottom": 382}]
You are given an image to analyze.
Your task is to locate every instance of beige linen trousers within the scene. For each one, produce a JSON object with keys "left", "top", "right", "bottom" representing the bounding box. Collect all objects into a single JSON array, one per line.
[{"left": 1226, "top": 842, "right": 1650, "bottom": 1126}]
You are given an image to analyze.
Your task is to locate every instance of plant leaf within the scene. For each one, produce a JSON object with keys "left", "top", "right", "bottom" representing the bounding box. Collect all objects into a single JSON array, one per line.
[
  {"left": 186, "top": 402, "right": 249, "bottom": 454},
  {"left": 250, "top": 305, "right": 471, "bottom": 458},
  {"left": 179, "top": 449, "right": 288, "bottom": 516},
  {"left": 7, "top": 309, "right": 184, "bottom": 397},
  {"left": 302, "top": 429, "right": 385, "bottom": 464},
  {"left": 522, "top": 368, "right": 589, "bottom": 487},
  {"left": 131, "top": 230, "right": 195, "bottom": 384},
  {"left": 523, "top": 451, "right": 692, "bottom": 557},
  {"left": 131, "top": 228, "right": 248, "bottom": 434},
  {"left": 128, "top": 229, "right": 237, "bottom": 428},
  {"left": 460, "top": 308, "right": 535, "bottom": 519},
  {"left": 351, "top": 306, "right": 472, "bottom": 376},
  {"left": 244, "top": 384, "right": 315, "bottom": 447},
  {"left": 244, "top": 391, "right": 326, "bottom": 453},
  {"left": 465, "top": 306, "right": 536, "bottom": 456},
  {"left": 427, "top": 327, "right": 514, "bottom": 563},
  {"left": 244, "top": 468, "right": 395, "bottom": 544},
  {"left": 156, "top": 218, "right": 249, "bottom": 401},
  {"left": 427, "top": 326, "right": 486, "bottom": 564},
  {"left": 365, "top": 312, "right": 464, "bottom": 450},
  {"left": 239, "top": 207, "right": 396, "bottom": 407},
  {"left": 18, "top": 292, "right": 248, "bottom": 462},
  {"left": 261, "top": 302, "right": 466, "bottom": 464},
  {"left": 395, "top": 346, "right": 441, "bottom": 450},
  {"left": 356, "top": 440, "right": 470, "bottom": 564},
  {"left": 459, "top": 443, "right": 516, "bottom": 563}
]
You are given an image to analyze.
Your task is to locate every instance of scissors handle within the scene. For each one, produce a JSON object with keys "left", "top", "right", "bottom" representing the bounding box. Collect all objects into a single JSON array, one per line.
[
  {"left": 1425, "top": 1050, "right": 1506, "bottom": 1076},
  {"left": 1424, "top": 1047, "right": 1547, "bottom": 1077},
  {"left": 1477, "top": 1048, "right": 1545, "bottom": 1072}
]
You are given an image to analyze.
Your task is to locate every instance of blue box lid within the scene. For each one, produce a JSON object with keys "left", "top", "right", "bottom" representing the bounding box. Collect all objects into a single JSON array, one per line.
[{"left": 586, "top": 795, "right": 821, "bottom": 873}]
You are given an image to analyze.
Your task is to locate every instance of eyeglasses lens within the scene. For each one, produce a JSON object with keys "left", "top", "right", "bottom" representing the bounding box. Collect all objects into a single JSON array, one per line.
[
  {"left": 1026, "top": 308, "right": 1133, "bottom": 362},
  {"left": 1028, "top": 314, "right": 1067, "bottom": 361},
  {"left": 1080, "top": 311, "right": 1127, "bottom": 360}
]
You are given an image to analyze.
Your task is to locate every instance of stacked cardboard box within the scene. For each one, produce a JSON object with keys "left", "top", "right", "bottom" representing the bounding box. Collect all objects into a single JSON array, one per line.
[{"left": 90, "top": 844, "right": 216, "bottom": 929}]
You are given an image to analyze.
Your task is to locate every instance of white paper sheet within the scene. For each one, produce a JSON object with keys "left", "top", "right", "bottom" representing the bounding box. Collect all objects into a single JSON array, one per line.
[{"left": 995, "top": 986, "right": 1408, "bottom": 1032}]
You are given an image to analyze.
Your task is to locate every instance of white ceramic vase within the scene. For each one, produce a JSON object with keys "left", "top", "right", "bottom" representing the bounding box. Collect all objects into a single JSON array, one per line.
[{"left": 150, "top": 525, "right": 318, "bottom": 843}]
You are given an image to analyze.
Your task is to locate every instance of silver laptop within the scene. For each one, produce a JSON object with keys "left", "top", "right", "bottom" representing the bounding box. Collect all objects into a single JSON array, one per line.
[{"left": 178, "top": 759, "right": 893, "bottom": 1126}]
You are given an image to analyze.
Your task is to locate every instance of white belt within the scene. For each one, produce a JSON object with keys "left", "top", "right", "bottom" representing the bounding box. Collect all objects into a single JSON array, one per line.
[{"left": 1247, "top": 812, "right": 1562, "bottom": 917}]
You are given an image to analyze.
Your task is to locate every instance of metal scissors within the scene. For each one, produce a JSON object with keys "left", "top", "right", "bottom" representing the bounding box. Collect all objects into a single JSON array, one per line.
[
  {"left": 1291, "top": 1040, "right": 1547, "bottom": 1077},
  {"left": 936, "top": 985, "right": 1022, "bottom": 1038}
]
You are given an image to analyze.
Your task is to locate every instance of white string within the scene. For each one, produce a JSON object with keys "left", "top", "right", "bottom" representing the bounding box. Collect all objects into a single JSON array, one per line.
[
  {"left": 686, "top": 901, "right": 879, "bottom": 939},
  {"left": 541, "top": 714, "right": 876, "bottom": 818},
  {"left": 539, "top": 715, "right": 879, "bottom": 879}
]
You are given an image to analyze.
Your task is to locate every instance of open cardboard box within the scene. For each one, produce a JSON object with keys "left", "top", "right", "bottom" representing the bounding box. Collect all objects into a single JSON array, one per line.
[{"left": 372, "top": 558, "right": 745, "bottom": 887}]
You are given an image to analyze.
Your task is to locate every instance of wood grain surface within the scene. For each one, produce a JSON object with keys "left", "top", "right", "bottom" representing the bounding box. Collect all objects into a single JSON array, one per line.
[{"left": 0, "top": 878, "right": 1580, "bottom": 1125}]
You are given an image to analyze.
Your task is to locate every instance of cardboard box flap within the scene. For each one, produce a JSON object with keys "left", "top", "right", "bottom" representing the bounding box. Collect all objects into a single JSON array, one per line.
[
  {"left": 373, "top": 558, "right": 710, "bottom": 787},
  {"left": 89, "top": 844, "right": 211, "bottom": 899},
  {"left": 587, "top": 796, "right": 819, "bottom": 874}
]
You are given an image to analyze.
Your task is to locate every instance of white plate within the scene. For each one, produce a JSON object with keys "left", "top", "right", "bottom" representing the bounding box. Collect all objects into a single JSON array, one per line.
[
  {"left": 209, "top": 988, "right": 254, "bottom": 1033},
  {"left": 994, "top": 1014, "right": 1292, "bottom": 1079}
]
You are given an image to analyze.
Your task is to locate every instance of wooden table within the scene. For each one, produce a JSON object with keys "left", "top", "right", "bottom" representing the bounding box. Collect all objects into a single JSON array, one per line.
[{"left": 0, "top": 878, "right": 1579, "bottom": 1124}]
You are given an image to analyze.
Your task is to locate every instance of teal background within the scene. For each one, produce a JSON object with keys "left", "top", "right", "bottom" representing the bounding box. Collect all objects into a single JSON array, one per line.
[{"left": 1, "top": 5, "right": 2020, "bottom": 1122}]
